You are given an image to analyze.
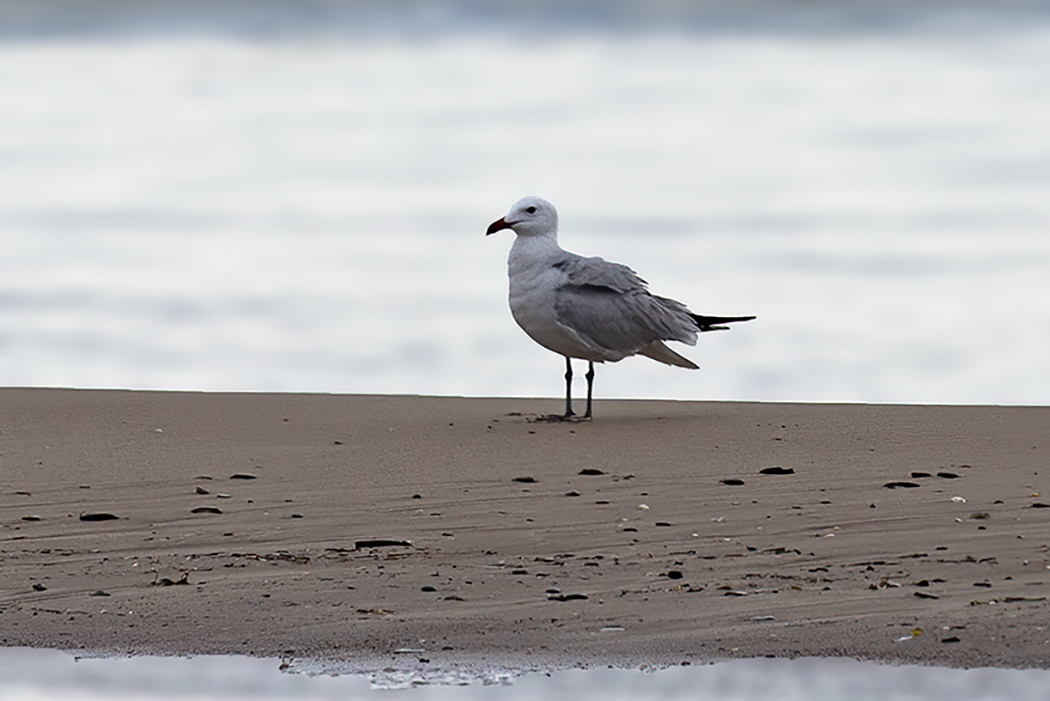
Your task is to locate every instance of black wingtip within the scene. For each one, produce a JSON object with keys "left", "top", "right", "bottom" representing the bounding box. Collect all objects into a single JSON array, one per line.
[{"left": 691, "top": 314, "right": 756, "bottom": 332}]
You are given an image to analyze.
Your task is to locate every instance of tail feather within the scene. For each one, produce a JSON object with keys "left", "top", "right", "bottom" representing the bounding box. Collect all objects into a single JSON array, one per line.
[
  {"left": 691, "top": 314, "right": 756, "bottom": 332},
  {"left": 638, "top": 341, "right": 700, "bottom": 369}
]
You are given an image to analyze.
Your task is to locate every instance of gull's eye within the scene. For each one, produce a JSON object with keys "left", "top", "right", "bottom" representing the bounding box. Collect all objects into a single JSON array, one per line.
[{"left": 525, "top": 206, "right": 537, "bottom": 214}]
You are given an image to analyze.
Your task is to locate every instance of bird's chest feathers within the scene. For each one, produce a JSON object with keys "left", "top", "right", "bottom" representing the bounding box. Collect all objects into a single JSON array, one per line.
[
  {"left": 508, "top": 258, "right": 561, "bottom": 324},
  {"left": 506, "top": 239, "right": 575, "bottom": 345}
]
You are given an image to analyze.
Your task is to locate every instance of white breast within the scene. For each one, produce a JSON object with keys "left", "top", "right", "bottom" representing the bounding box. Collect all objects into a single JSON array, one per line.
[{"left": 506, "top": 236, "right": 603, "bottom": 361}]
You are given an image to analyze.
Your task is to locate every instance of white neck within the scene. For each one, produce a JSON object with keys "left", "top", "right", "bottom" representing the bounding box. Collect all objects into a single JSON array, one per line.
[{"left": 509, "top": 230, "right": 562, "bottom": 266}]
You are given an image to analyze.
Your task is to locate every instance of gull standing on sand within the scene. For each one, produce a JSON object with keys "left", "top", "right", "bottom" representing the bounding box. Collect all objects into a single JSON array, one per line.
[{"left": 487, "top": 196, "right": 754, "bottom": 420}]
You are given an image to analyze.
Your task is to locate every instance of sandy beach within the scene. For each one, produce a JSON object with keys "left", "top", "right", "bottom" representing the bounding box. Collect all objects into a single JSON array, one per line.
[{"left": 1, "top": 389, "right": 1048, "bottom": 674}]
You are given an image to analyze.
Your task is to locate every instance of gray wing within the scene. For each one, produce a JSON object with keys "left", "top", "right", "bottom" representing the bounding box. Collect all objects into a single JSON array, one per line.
[
  {"left": 553, "top": 254, "right": 698, "bottom": 356},
  {"left": 553, "top": 254, "right": 647, "bottom": 294}
]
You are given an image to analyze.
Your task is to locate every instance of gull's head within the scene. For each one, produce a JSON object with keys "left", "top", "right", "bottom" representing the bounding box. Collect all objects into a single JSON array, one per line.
[{"left": 486, "top": 196, "right": 558, "bottom": 238}]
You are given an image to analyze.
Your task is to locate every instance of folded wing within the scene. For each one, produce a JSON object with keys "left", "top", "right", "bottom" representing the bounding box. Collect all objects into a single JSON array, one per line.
[{"left": 553, "top": 255, "right": 702, "bottom": 366}]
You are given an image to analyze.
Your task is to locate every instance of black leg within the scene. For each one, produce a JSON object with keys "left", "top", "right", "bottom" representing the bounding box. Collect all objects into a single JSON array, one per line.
[
  {"left": 563, "top": 356, "right": 576, "bottom": 419},
  {"left": 584, "top": 361, "right": 595, "bottom": 419}
]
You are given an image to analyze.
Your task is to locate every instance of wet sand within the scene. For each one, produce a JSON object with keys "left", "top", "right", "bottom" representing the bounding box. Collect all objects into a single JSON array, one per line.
[{"left": 1, "top": 389, "right": 1048, "bottom": 674}]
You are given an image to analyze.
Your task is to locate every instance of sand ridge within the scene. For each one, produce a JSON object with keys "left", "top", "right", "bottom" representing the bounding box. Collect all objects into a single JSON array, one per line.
[{"left": 1, "top": 389, "right": 1049, "bottom": 673}]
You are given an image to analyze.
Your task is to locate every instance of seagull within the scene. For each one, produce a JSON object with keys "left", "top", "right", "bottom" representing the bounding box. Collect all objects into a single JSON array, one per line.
[{"left": 486, "top": 196, "right": 754, "bottom": 420}]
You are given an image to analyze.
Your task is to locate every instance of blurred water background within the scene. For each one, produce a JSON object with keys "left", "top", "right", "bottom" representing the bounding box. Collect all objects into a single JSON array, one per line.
[
  {"left": 3, "top": 648, "right": 1050, "bottom": 700},
  {"left": 1, "top": 0, "right": 1049, "bottom": 404}
]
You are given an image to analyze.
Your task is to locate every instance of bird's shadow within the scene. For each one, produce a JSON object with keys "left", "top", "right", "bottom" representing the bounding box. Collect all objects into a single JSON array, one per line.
[
  {"left": 528, "top": 414, "right": 592, "bottom": 424},
  {"left": 504, "top": 411, "right": 592, "bottom": 424}
]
